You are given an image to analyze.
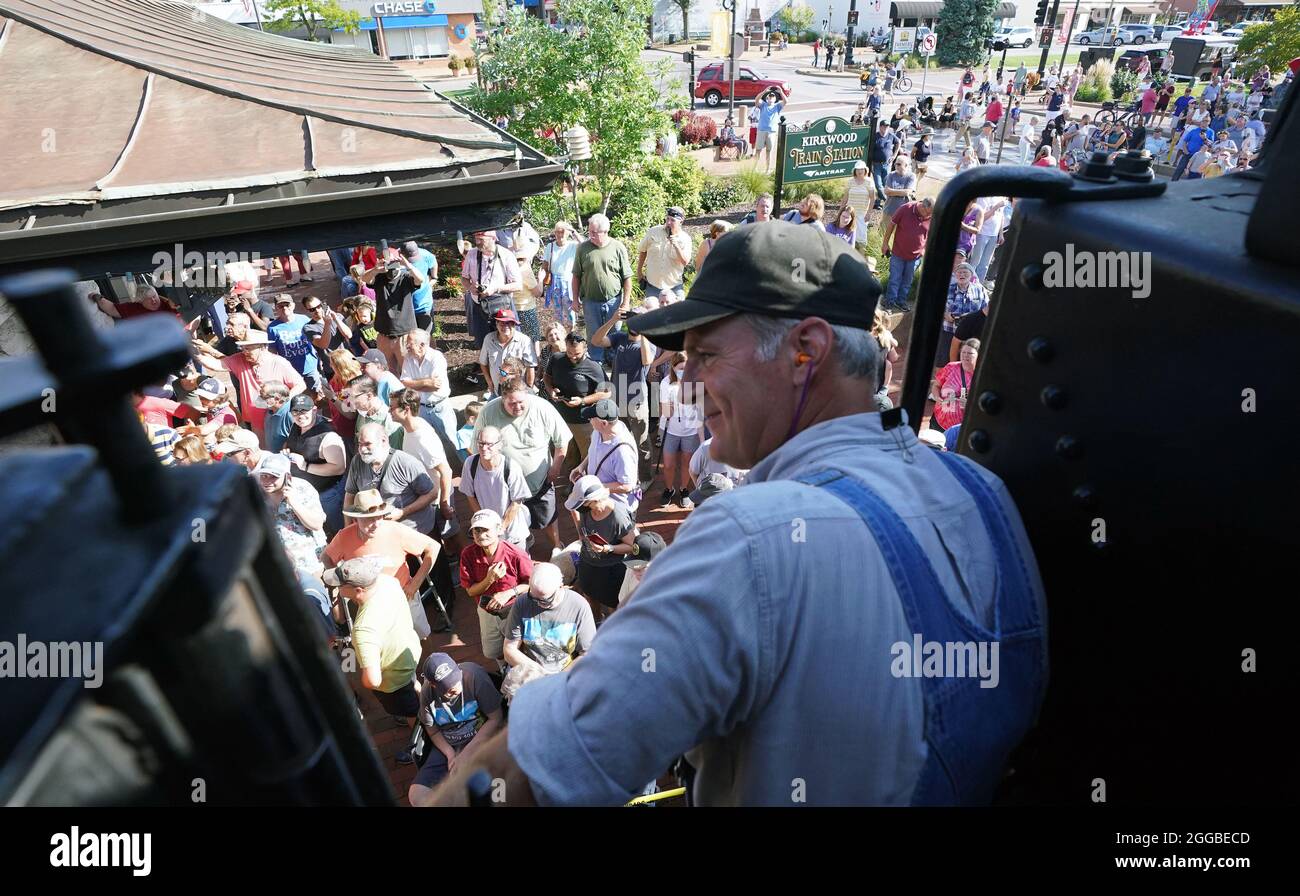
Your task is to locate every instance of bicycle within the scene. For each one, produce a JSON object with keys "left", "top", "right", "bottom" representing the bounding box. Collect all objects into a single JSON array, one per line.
[
  {"left": 1095, "top": 99, "right": 1144, "bottom": 128},
  {"left": 894, "top": 73, "right": 913, "bottom": 92}
]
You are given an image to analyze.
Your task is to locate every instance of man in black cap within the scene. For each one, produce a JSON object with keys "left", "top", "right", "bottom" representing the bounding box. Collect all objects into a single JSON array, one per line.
[
  {"left": 636, "top": 207, "right": 692, "bottom": 302},
  {"left": 285, "top": 393, "right": 348, "bottom": 535},
  {"left": 407, "top": 652, "right": 503, "bottom": 805},
  {"left": 420, "top": 222, "right": 1047, "bottom": 807}
]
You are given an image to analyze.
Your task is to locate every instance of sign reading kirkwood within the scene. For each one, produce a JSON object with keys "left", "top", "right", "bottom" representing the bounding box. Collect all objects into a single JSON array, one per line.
[{"left": 781, "top": 116, "right": 871, "bottom": 184}]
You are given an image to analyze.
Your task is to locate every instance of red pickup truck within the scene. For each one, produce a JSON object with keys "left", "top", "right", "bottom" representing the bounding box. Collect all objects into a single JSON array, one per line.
[{"left": 694, "top": 63, "right": 791, "bottom": 107}]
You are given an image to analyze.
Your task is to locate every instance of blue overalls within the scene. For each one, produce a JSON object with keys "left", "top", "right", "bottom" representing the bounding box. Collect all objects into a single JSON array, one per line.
[{"left": 798, "top": 451, "right": 1047, "bottom": 805}]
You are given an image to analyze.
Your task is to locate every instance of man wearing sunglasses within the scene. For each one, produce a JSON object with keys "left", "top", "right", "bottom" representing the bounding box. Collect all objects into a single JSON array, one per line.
[{"left": 459, "top": 509, "right": 533, "bottom": 673}]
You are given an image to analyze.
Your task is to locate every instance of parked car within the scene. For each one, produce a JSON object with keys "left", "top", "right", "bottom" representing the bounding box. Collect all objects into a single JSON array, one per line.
[
  {"left": 693, "top": 63, "right": 792, "bottom": 107},
  {"left": 994, "top": 26, "right": 1035, "bottom": 48},
  {"left": 1158, "top": 25, "right": 1186, "bottom": 41},
  {"left": 1075, "top": 26, "right": 1124, "bottom": 46},
  {"left": 1117, "top": 48, "right": 1166, "bottom": 72},
  {"left": 1124, "top": 24, "right": 1155, "bottom": 44}
]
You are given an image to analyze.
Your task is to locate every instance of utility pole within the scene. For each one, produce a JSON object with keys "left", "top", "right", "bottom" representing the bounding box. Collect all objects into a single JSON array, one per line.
[
  {"left": 845, "top": 0, "right": 859, "bottom": 66},
  {"left": 1059, "top": 0, "right": 1082, "bottom": 76},
  {"left": 723, "top": 0, "right": 739, "bottom": 118},
  {"left": 1037, "top": 0, "right": 1063, "bottom": 76}
]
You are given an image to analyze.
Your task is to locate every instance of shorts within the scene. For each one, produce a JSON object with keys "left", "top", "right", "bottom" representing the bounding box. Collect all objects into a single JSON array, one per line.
[
  {"left": 413, "top": 744, "right": 455, "bottom": 790},
  {"left": 755, "top": 130, "right": 777, "bottom": 154},
  {"left": 478, "top": 605, "right": 511, "bottom": 659},
  {"left": 415, "top": 310, "right": 433, "bottom": 332},
  {"left": 662, "top": 430, "right": 701, "bottom": 456},
  {"left": 524, "top": 481, "right": 559, "bottom": 529},
  {"left": 578, "top": 560, "right": 626, "bottom": 609},
  {"left": 372, "top": 679, "right": 420, "bottom": 718}
]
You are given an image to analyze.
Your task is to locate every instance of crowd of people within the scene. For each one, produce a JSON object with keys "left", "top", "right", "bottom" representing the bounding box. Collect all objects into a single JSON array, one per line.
[{"left": 94, "top": 46, "right": 1287, "bottom": 802}]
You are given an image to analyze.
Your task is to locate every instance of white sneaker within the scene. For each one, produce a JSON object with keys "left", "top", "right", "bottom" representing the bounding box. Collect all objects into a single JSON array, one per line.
[{"left": 301, "top": 273, "right": 314, "bottom": 282}]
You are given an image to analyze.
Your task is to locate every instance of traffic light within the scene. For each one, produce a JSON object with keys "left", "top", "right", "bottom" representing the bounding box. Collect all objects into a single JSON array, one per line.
[{"left": 1035, "top": 0, "right": 1050, "bottom": 25}]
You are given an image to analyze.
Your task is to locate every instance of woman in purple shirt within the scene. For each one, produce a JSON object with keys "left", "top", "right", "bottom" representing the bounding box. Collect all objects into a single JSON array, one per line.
[{"left": 825, "top": 207, "right": 858, "bottom": 245}]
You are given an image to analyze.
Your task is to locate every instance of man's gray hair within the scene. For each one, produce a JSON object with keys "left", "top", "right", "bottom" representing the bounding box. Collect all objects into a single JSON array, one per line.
[
  {"left": 744, "top": 314, "right": 879, "bottom": 390},
  {"left": 587, "top": 213, "right": 611, "bottom": 234}
]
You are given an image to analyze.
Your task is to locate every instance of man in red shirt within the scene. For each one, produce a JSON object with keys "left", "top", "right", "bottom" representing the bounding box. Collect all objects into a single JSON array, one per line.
[
  {"left": 880, "top": 197, "right": 935, "bottom": 312},
  {"left": 193, "top": 329, "right": 305, "bottom": 442},
  {"left": 459, "top": 508, "right": 533, "bottom": 671},
  {"left": 93, "top": 286, "right": 181, "bottom": 322}
]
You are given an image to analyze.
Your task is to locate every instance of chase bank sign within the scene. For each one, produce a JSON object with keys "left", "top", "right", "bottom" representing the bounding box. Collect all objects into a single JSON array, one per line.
[{"left": 371, "top": 1, "right": 437, "bottom": 14}]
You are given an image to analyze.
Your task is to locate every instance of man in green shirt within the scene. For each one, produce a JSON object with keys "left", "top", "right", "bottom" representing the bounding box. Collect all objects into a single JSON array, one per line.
[
  {"left": 473, "top": 376, "right": 572, "bottom": 551},
  {"left": 571, "top": 213, "right": 633, "bottom": 363},
  {"left": 325, "top": 556, "right": 423, "bottom": 762}
]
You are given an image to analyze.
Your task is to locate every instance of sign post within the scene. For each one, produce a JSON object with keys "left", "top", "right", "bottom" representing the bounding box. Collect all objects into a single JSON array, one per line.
[
  {"left": 919, "top": 32, "right": 936, "bottom": 100},
  {"left": 773, "top": 117, "right": 788, "bottom": 218}
]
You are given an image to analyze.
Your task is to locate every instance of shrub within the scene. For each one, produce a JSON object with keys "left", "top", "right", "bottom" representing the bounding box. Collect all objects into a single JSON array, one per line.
[
  {"left": 642, "top": 154, "right": 707, "bottom": 217},
  {"left": 1078, "top": 59, "right": 1115, "bottom": 103},
  {"left": 679, "top": 113, "right": 718, "bottom": 146},
  {"left": 700, "top": 175, "right": 747, "bottom": 212},
  {"left": 1111, "top": 68, "right": 1139, "bottom": 102},
  {"left": 1074, "top": 83, "right": 1111, "bottom": 103},
  {"left": 786, "top": 178, "right": 847, "bottom": 204},
  {"left": 448, "top": 55, "right": 462, "bottom": 75},
  {"left": 732, "top": 168, "right": 774, "bottom": 201},
  {"left": 578, "top": 189, "right": 604, "bottom": 216},
  {"left": 523, "top": 188, "right": 567, "bottom": 231},
  {"left": 607, "top": 169, "right": 670, "bottom": 242},
  {"left": 671, "top": 108, "right": 692, "bottom": 125},
  {"left": 464, "top": 55, "right": 477, "bottom": 73}
]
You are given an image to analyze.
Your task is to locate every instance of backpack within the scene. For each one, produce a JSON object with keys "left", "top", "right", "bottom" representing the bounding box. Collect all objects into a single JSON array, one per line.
[{"left": 469, "top": 453, "right": 515, "bottom": 489}]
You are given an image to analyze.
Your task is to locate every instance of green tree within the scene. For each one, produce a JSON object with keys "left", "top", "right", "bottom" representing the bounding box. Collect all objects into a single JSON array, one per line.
[
  {"left": 672, "top": 0, "right": 692, "bottom": 43},
  {"left": 467, "top": 0, "right": 678, "bottom": 214},
  {"left": 263, "top": 0, "right": 361, "bottom": 41},
  {"left": 1234, "top": 7, "right": 1300, "bottom": 74},
  {"left": 935, "top": 0, "right": 998, "bottom": 67},
  {"left": 780, "top": 3, "right": 815, "bottom": 40}
]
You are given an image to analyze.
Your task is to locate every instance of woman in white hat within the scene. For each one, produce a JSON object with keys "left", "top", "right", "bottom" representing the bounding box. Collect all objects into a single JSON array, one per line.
[
  {"left": 844, "top": 160, "right": 875, "bottom": 247},
  {"left": 565, "top": 474, "right": 638, "bottom": 619}
]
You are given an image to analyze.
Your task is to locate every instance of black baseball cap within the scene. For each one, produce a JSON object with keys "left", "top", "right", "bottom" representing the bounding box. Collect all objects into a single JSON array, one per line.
[
  {"left": 629, "top": 221, "right": 880, "bottom": 351},
  {"left": 290, "top": 394, "right": 316, "bottom": 413}
]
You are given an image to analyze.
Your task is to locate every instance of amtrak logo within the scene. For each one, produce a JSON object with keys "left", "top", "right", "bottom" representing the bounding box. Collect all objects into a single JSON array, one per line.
[
  {"left": 825, "top": 119, "right": 837, "bottom": 134},
  {"left": 434, "top": 662, "right": 454, "bottom": 680}
]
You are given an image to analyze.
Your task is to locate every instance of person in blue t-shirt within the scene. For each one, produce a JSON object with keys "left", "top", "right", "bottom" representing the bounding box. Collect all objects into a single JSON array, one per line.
[
  {"left": 871, "top": 120, "right": 897, "bottom": 209},
  {"left": 754, "top": 87, "right": 788, "bottom": 171},
  {"left": 1171, "top": 126, "right": 1212, "bottom": 181},
  {"left": 268, "top": 294, "right": 321, "bottom": 389},
  {"left": 401, "top": 241, "right": 437, "bottom": 332}
]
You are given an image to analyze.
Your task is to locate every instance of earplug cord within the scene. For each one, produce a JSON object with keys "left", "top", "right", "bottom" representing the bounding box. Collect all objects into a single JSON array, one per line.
[{"left": 786, "top": 358, "right": 816, "bottom": 443}]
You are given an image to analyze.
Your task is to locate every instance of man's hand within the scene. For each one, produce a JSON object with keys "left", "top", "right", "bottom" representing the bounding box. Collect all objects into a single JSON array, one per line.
[
  {"left": 385, "top": 507, "right": 404, "bottom": 522},
  {"left": 485, "top": 593, "right": 507, "bottom": 613},
  {"left": 565, "top": 396, "right": 582, "bottom": 408},
  {"left": 446, "top": 749, "right": 460, "bottom": 773}
]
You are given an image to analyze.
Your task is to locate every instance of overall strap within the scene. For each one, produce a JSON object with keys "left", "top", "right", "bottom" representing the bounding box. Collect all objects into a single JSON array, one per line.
[{"left": 933, "top": 452, "right": 1042, "bottom": 638}]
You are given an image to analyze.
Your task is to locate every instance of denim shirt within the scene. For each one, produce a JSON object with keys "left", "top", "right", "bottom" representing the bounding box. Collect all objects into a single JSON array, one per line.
[{"left": 509, "top": 412, "right": 1045, "bottom": 806}]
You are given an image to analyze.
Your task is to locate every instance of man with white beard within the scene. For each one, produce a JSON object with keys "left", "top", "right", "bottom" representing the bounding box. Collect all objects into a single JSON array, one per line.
[{"left": 344, "top": 422, "right": 439, "bottom": 536}]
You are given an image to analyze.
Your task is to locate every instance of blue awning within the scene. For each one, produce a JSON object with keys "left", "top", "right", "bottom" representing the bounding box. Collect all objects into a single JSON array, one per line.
[{"left": 359, "top": 14, "right": 449, "bottom": 30}]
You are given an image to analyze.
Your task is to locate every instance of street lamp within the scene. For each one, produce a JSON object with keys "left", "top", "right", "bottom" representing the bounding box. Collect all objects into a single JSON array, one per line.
[{"left": 722, "top": 0, "right": 739, "bottom": 118}]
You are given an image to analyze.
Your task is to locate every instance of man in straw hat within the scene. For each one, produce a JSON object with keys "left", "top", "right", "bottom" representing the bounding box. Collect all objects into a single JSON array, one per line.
[
  {"left": 324, "top": 489, "right": 441, "bottom": 604},
  {"left": 193, "top": 326, "right": 306, "bottom": 443},
  {"left": 421, "top": 222, "right": 1046, "bottom": 807}
]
